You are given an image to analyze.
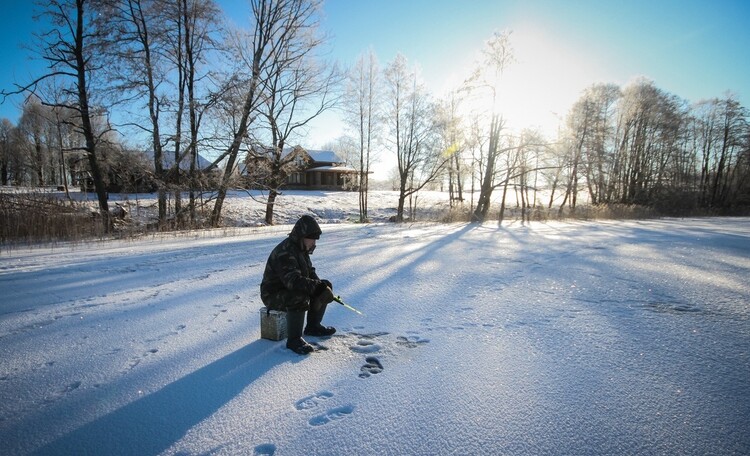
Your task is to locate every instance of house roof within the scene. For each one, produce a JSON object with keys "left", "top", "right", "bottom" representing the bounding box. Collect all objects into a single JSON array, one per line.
[
  {"left": 306, "top": 150, "right": 343, "bottom": 163},
  {"left": 281, "top": 147, "right": 343, "bottom": 164}
]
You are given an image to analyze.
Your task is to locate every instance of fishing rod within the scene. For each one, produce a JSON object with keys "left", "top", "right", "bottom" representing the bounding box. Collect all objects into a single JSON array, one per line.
[{"left": 332, "top": 295, "right": 364, "bottom": 316}]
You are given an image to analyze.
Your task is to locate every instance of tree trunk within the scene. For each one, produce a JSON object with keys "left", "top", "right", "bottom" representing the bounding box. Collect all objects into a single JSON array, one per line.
[
  {"left": 472, "top": 115, "right": 501, "bottom": 222},
  {"left": 74, "top": 0, "right": 109, "bottom": 231},
  {"left": 265, "top": 189, "right": 278, "bottom": 225}
]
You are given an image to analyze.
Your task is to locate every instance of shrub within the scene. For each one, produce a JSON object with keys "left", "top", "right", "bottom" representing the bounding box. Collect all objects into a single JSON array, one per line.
[{"left": 0, "top": 191, "right": 101, "bottom": 245}]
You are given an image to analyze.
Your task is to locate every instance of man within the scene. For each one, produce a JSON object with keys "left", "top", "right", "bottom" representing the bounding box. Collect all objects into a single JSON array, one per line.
[{"left": 260, "top": 215, "right": 336, "bottom": 354}]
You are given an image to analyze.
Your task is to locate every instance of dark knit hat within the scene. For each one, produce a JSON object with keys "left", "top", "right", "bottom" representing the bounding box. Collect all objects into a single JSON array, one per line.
[{"left": 291, "top": 215, "right": 322, "bottom": 240}]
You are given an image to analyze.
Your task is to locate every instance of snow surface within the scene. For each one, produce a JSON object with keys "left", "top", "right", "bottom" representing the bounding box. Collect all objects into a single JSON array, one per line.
[
  {"left": 1, "top": 192, "right": 749, "bottom": 455},
  {"left": 71, "top": 189, "right": 455, "bottom": 227}
]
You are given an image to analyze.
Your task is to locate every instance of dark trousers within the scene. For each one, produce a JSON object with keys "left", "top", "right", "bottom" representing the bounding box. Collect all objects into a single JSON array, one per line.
[
  {"left": 262, "top": 289, "right": 310, "bottom": 312},
  {"left": 262, "top": 289, "right": 328, "bottom": 331}
]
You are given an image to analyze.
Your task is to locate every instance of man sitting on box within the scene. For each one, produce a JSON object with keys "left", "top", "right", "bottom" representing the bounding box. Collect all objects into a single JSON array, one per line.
[{"left": 260, "top": 215, "right": 336, "bottom": 354}]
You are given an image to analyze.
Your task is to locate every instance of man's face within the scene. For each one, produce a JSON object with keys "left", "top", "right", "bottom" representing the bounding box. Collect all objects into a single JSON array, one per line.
[{"left": 303, "top": 237, "right": 317, "bottom": 254}]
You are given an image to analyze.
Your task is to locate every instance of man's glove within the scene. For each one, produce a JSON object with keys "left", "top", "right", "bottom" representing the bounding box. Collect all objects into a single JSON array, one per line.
[
  {"left": 314, "top": 281, "right": 335, "bottom": 305},
  {"left": 321, "top": 279, "right": 333, "bottom": 290}
]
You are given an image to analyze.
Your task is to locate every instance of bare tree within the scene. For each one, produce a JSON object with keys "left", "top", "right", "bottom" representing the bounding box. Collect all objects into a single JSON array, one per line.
[
  {"left": 105, "top": 0, "right": 172, "bottom": 226},
  {"left": 18, "top": 98, "right": 47, "bottom": 186},
  {"left": 176, "top": 0, "right": 222, "bottom": 223},
  {"left": 345, "top": 50, "right": 380, "bottom": 222},
  {"left": 252, "top": 1, "right": 339, "bottom": 225},
  {"left": 49, "top": 104, "right": 78, "bottom": 197},
  {"left": 154, "top": 0, "right": 222, "bottom": 226},
  {"left": 0, "top": 119, "right": 12, "bottom": 185},
  {"left": 8, "top": 126, "right": 30, "bottom": 185},
  {"left": 462, "top": 31, "right": 515, "bottom": 222},
  {"left": 562, "top": 84, "right": 621, "bottom": 208},
  {"left": 557, "top": 98, "right": 588, "bottom": 215},
  {"left": 465, "top": 112, "right": 487, "bottom": 212},
  {"left": 708, "top": 96, "right": 747, "bottom": 206},
  {"left": 2, "top": 0, "right": 113, "bottom": 231},
  {"left": 384, "top": 54, "right": 447, "bottom": 222},
  {"left": 511, "top": 129, "right": 547, "bottom": 224},
  {"left": 611, "top": 80, "right": 683, "bottom": 204},
  {"left": 437, "top": 92, "right": 465, "bottom": 206},
  {"left": 210, "top": 0, "right": 328, "bottom": 227},
  {"left": 471, "top": 113, "right": 505, "bottom": 221}
]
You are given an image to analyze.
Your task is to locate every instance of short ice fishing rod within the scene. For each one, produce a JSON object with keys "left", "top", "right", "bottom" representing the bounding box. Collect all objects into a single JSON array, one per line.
[{"left": 333, "top": 295, "right": 364, "bottom": 316}]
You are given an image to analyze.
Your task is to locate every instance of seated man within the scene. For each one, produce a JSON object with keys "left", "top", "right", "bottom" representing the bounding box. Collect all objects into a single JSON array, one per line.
[{"left": 260, "top": 215, "right": 336, "bottom": 354}]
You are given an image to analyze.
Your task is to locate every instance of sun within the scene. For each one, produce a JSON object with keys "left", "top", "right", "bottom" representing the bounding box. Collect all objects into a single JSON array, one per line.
[{"left": 452, "top": 23, "right": 607, "bottom": 137}]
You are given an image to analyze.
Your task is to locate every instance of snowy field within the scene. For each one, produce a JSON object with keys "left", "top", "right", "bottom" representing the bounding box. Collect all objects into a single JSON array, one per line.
[
  {"left": 1, "top": 201, "right": 749, "bottom": 454},
  {"left": 73, "top": 189, "right": 458, "bottom": 226}
]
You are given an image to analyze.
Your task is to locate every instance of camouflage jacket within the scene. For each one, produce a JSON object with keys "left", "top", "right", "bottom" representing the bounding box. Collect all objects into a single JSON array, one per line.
[{"left": 260, "top": 216, "right": 323, "bottom": 301}]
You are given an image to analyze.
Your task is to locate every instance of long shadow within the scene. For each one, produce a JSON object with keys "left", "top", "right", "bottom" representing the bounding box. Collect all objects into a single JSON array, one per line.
[
  {"left": 320, "top": 223, "right": 481, "bottom": 328},
  {"left": 31, "top": 340, "right": 291, "bottom": 456}
]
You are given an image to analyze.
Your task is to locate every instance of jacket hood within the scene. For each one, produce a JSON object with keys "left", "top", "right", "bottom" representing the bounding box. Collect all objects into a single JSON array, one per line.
[{"left": 290, "top": 215, "right": 322, "bottom": 240}]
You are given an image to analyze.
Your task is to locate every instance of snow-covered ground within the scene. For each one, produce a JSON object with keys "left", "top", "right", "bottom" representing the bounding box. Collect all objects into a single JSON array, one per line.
[
  {"left": 76, "top": 189, "right": 458, "bottom": 227},
  {"left": 1, "top": 194, "right": 749, "bottom": 455}
]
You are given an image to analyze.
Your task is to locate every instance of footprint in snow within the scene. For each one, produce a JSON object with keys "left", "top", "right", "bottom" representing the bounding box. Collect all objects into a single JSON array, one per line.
[
  {"left": 340, "top": 331, "right": 387, "bottom": 353},
  {"left": 253, "top": 443, "right": 276, "bottom": 456},
  {"left": 309, "top": 405, "right": 355, "bottom": 426},
  {"left": 42, "top": 381, "right": 82, "bottom": 404},
  {"left": 62, "top": 381, "right": 82, "bottom": 393},
  {"left": 126, "top": 358, "right": 141, "bottom": 371},
  {"left": 349, "top": 339, "right": 382, "bottom": 354},
  {"left": 295, "top": 391, "right": 334, "bottom": 411},
  {"left": 359, "top": 356, "right": 383, "bottom": 378},
  {"left": 395, "top": 335, "right": 430, "bottom": 348}
]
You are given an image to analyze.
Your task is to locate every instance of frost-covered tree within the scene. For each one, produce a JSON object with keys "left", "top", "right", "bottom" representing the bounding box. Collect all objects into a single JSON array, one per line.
[
  {"left": 345, "top": 50, "right": 380, "bottom": 222},
  {"left": 463, "top": 31, "right": 515, "bottom": 222},
  {"left": 383, "top": 54, "right": 447, "bottom": 222},
  {"left": 212, "top": 0, "right": 334, "bottom": 227},
  {"left": 3, "top": 0, "right": 114, "bottom": 231}
]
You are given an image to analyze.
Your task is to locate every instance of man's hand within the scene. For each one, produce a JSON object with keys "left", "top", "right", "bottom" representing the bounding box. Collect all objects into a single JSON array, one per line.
[{"left": 315, "top": 281, "right": 334, "bottom": 305}]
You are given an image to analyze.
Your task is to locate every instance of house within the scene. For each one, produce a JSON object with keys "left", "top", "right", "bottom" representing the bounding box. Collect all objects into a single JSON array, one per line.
[
  {"left": 285, "top": 147, "right": 358, "bottom": 190},
  {"left": 245, "top": 146, "right": 359, "bottom": 191}
]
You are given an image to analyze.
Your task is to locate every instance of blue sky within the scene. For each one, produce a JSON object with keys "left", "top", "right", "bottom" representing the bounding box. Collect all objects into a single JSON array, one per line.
[{"left": 2, "top": 0, "right": 748, "bottom": 144}]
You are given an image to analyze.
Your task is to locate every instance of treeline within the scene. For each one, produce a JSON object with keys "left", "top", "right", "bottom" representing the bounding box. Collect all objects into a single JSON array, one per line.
[
  {"left": 557, "top": 80, "right": 749, "bottom": 215},
  {"left": 341, "top": 33, "right": 750, "bottom": 226},
  {"left": 1, "top": 1, "right": 748, "bottom": 240},
  {"left": 0, "top": 102, "right": 158, "bottom": 195},
  {"left": 1, "top": 0, "right": 338, "bottom": 232}
]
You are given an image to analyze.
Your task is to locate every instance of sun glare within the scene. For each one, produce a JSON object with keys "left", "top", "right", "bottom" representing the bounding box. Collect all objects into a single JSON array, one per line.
[{"left": 453, "top": 23, "right": 607, "bottom": 137}]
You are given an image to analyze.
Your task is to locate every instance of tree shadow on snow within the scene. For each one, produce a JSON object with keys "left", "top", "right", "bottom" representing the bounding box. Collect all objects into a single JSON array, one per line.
[{"left": 31, "top": 340, "right": 291, "bottom": 456}]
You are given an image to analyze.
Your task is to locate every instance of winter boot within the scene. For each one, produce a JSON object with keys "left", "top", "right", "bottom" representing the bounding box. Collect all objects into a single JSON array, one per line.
[
  {"left": 304, "top": 302, "right": 336, "bottom": 337},
  {"left": 286, "top": 311, "right": 314, "bottom": 355}
]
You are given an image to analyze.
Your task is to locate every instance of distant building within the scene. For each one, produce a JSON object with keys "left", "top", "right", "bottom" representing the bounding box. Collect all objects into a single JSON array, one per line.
[{"left": 245, "top": 146, "right": 359, "bottom": 191}]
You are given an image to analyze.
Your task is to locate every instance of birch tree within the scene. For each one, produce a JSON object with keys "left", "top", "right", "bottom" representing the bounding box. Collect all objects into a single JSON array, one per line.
[
  {"left": 0, "top": 119, "right": 12, "bottom": 185},
  {"left": 105, "top": 0, "right": 171, "bottom": 225},
  {"left": 464, "top": 31, "right": 515, "bottom": 222},
  {"left": 211, "top": 0, "right": 327, "bottom": 227},
  {"left": 345, "top": 50, "right": 380, "bottom": 222},
  {"left": 251, "top": 0, "right": 339, "bottom": 225},
  {"left": 384, "top": 53, "right": 447, "bottom": 222},
  {"left": 5, "top": 0, "right": 114, "bottom": 231}
]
